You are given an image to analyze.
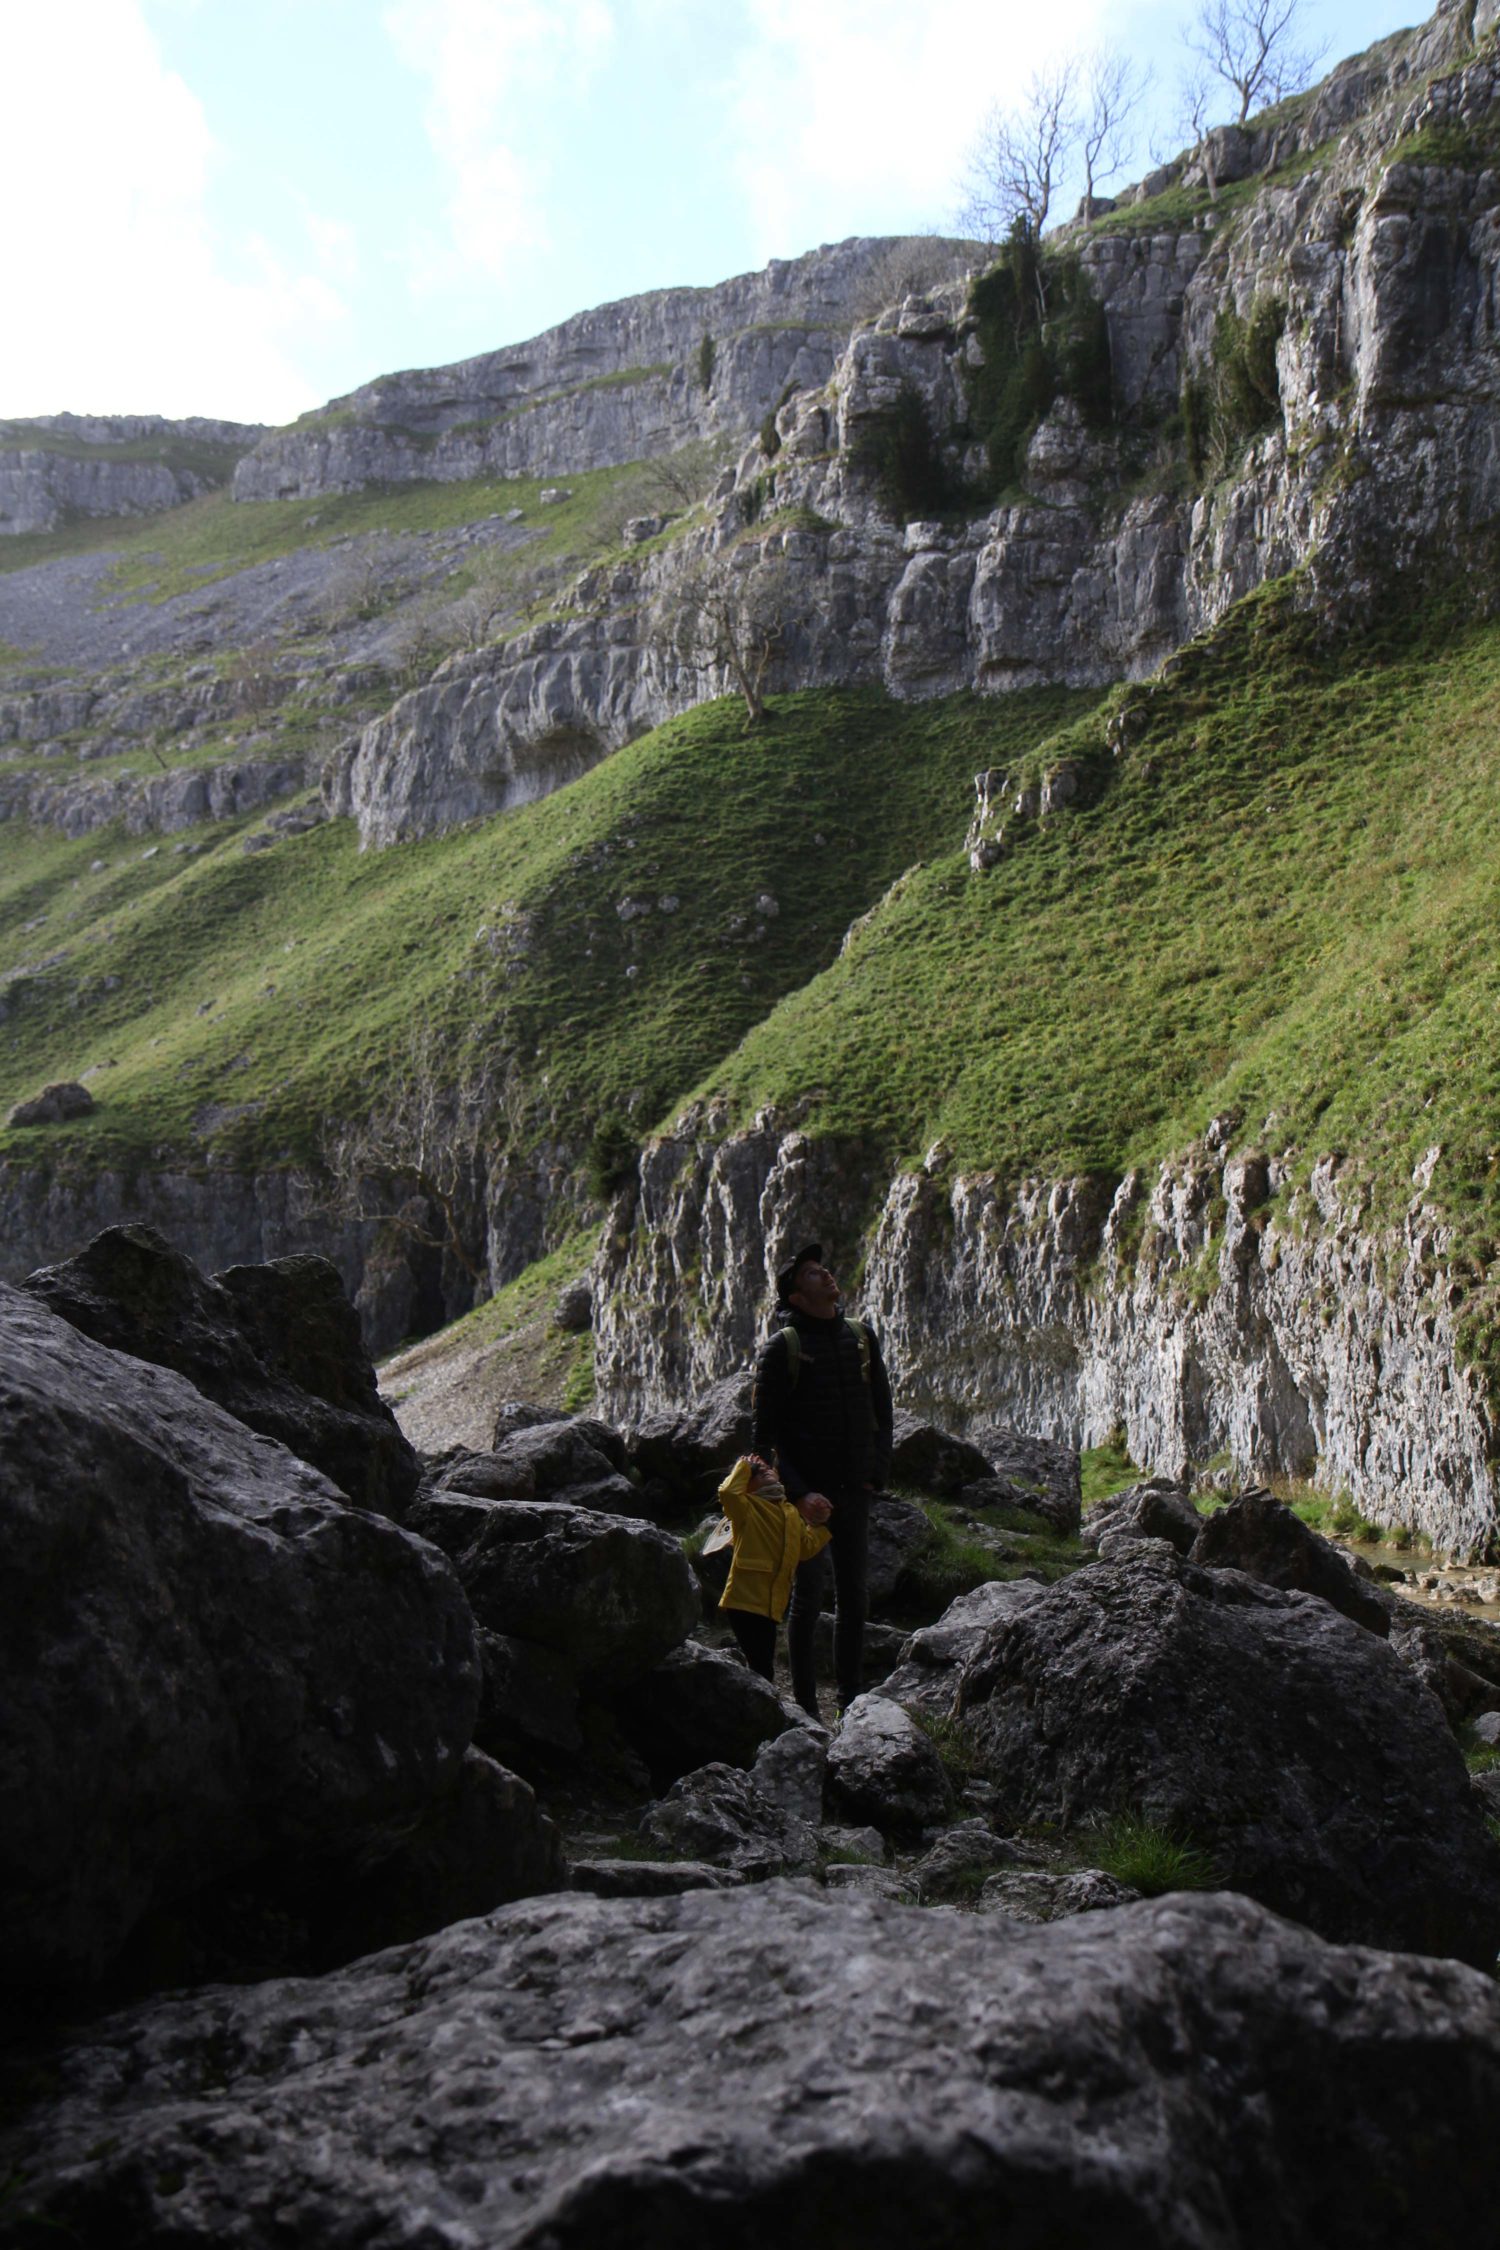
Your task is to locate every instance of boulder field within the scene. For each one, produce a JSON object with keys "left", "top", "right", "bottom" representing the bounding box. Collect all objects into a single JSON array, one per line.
[{"left": 4, "top": 1229, "right": 1500, "bottom": 2239}]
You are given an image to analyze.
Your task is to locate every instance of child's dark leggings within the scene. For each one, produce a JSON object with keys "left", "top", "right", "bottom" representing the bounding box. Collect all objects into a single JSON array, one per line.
[{"left": 726, "top": 1609, "right": 776, "bottom": 1681}]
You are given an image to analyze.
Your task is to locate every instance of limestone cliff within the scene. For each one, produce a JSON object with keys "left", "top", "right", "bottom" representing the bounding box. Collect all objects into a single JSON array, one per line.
[
  {"left": 0, "top": 414, "right": 263, "bottom": 535},
  {"left": 340, "top": 0, "right": 1500, "bottom": 849}
]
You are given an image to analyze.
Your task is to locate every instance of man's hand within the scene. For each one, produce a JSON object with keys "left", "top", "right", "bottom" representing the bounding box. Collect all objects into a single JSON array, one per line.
[{"left": 798, "top": 1492, "right": 832, "bottom": 1525}]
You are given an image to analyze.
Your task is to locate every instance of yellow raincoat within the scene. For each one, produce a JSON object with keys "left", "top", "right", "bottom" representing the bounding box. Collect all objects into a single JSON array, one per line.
[{"left": 715, "top": 1456, "right": 831, "bottom": 1622}]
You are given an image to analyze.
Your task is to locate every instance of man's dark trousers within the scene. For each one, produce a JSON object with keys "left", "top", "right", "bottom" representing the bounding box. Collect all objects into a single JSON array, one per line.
[{"left": 786, "top": 1482, "right": 869, "bottom": 1714}]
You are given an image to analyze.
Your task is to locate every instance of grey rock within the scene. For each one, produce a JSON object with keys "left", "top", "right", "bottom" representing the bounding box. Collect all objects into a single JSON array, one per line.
[
  {"left": 888, "top": 1409, "right": 994, "bottom": 1492},
  {"left": 866, "top": 1492, "right": 932, "bottom": 1604},
  {"left": 1083, "top": 1476, "right": 1203, "bottom": 1556},
  {"left": 1189, "top": 1488, "right": 1393, "bottom": 1634},
  {"left": 627, "top": 1370, "right": 754, "bottom": 1505},
  {"left": 909, "top": 1817, "right": 1027, "bottom": 1901},
  {"left": 20, "top": 1224, "right": 420, "bottom": 1519},
  {"left": 6, "top": 1078, "right": 94, "bottom": 1127},
  {"left": 956, "top": 1547, "right": 1500, "bottom": 1964},
  {"left": 7, "top": 1886, "right": 1500, "bottom": 2248},
  {"left": 472, "top": 1627, "right": 584, "bottom": 1773},
  {"left": 978, "top": 1868, "right": 1142, "bottom": 1922},
  {"left": 569, "top": 1857, "right": 740, "bottom": 1897},
  {"left": 812, "top": 1611, "right": 907, "bottom": 1686},
  {"left": 825, "top": 1693, "right": 953, "bottom": 1834},
  {"left": 640, "top": 1762, "right": 818, "bottom": 1876},
  {"left": 750, "top": 1714, "right": 830, "bottom": 1824},
  {"left": 553, "top": 1276, "right": 593, "bottom": 1330},
  {"left": 0, "top": 414, "right": 260, "bottom": 536},
  {"left": 821, "top": 1863, "right": 915, "bottom": 1899},
  {"left": 966, "top": 1420, "right": 1084, "bottom": 1532},
  {"left": 1472, "top": 1710, "right": 1500, "bottom": 1746},
  {"left": 819, "top": 1823, "right": 887, "bottom": 1863},
  {"left": 1471, "top": 1767, "right": 1500, "bottom": 1818},
  {"left": 615, "top": 1639, "right": 798, "bottom": 1787},
  {"left": 0, "top": 1282, "right": 479, "bottom": 1987},
  {"left": 880, "top": 1576, "right": 1053, "bottom": 1718},
  {"left": 404, "top": 1491, "right": 699, "bottom": 1687},
  {"left": 328, "top": 1748, "right": 564, "bottom": 1965}
]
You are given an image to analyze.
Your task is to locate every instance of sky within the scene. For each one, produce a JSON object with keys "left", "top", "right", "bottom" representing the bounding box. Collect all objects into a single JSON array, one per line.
[{"left": 4, "top": 0, "right": 1431, "bottom": 428}]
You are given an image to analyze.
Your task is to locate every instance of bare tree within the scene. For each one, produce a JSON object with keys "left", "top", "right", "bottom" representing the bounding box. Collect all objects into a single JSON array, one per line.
[
  {"left": 958, "top": 57, "right": 1080, "bottom": 246},
  {"left": 1185, "top": 0, "right": 1324, "bottom": 127},
  {"left": 1180, "top": 63, "right": 1224, "bottom": 198},
  {"left": 1079, "top": 49, "right": 1146, "bottom": 215},
  {"left": 658, "top": 548, "right": 789, "bottom": 728}
]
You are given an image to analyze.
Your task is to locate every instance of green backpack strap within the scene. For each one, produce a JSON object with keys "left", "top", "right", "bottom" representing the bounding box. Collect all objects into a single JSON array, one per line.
[{"left": 779, "top": 1319, "right": 869, "bottom": 1390}]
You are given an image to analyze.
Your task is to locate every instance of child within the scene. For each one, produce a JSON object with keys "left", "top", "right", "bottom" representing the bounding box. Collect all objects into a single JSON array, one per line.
[{"left": 713, "top": 1453, "right": 832, "bottom": 1683}]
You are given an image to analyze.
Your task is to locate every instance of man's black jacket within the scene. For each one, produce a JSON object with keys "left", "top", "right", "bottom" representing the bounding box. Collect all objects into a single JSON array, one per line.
[{"left": 750, "top": 1305, "right": 894, "bottom": 1500}]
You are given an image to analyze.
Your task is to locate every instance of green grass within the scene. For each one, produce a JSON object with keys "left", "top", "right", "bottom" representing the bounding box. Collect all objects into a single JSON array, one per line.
[
  {"left": 690, "top": 587, "right": 1500, "bottom": 1407},
  {"left": 1084, "top": 1813, "right": 1220, "bottom": 1896},
  {"left": 1081, "top": 1436, "right": 1139, "bottom": 1506},
  {"left": 0, "top": 684, "right": 1091, "bottom": 1186},
  {"left": 911, "top": 1710, "right": 984, "bottom": 1792},
  {"left": 0, "top": 457, "right": 687, "bottom": 596},
  {"left": 1286, "top": 1488, "right": 1382, "bottom": 1544}
]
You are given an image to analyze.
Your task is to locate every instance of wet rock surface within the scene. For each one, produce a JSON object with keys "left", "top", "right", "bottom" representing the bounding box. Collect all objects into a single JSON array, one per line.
[
  {"left": 6, "top": 1886, "right": 1500, "bottom": 2250},
  {"left": 957, "top": 1547, "right": 1500, "bottom": 1964}
]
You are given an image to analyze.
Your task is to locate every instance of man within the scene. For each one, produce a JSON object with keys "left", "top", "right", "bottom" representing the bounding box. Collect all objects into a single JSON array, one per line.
[{"left": 751, "top": 1242, "right": 894, "bottom": 1720}]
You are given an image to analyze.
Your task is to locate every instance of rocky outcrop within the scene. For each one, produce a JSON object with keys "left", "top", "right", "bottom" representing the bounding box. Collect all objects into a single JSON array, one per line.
[
  {"left": 333, "top": 8, "right": 1500, "bottom": 848},
  {"left": 0, "top": 1281, "right": 479, "bottom": 1986},
  {"left": 956, "top": 1545, "right": 1500, "bottom": 1964},
  {"left": 19, "top": 1224, "right": 421, "bottom": 1517},
  {"left": 232, "top": 238, "right": 975, "bottom": 502},
  {"left": 594, "top": 1116, "right": 1500, "bottom": 1556},
  {"left": 0, "top": 1160, "right": 472, "bottom": 1360},
  {"left": 0, "top": 752, "right": 311, "bottom": 838},
  {"left": 0, "top": 414, "right": 261, "bottom": 535},
  {"left": 7, "top": 1885, "right": 1500, "bottom": 2248}
]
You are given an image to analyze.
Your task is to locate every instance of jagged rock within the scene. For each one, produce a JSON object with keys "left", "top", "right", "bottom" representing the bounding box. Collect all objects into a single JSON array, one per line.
[
  {"left": 20, "top": 1225, "right": 421, "bottom": 1519},
  {"left": 822, "top": 1862, "right": 914, "bottom": 1899},
  {"left": 0, "top": 414, "right": 260, "bottom": 535},
  {"left": 978, "top": 1869, "right": 1142, "bottom": 1922},
  {"left": 553, "top": 1278, "right": 593, "bottom": 1330},
  {"left": 1471, "top": 1767, "right": 1500, "bottom": 1819},
  {"left": 866, "top": 1493, "right": 932, "bottom": 1604},
  {"left": 627, "top": 1371, "right": 754, "bottom": 1506},
  {"left": 825, "top": 1694, "right": 953, "bottom": 1834},
  {"left": 326, "top": 1749, "right": 564, "bottom": 1966},
  {"left": 8, "top": 1886, "right": 1500, "bottom": 2249},
  {"left": 750, "top": 1714, "right": 830, "bottom": 1824},
  {"left": 436, "top": 1447, "right": 538, "bottom": 1500},
  {"left": 472, "top": 1628, "right": 584, "bottom": 1773},
  {"left": 614, "top": 1640, "right": 798, "bottom": 1788},
  {"left": 820, "top": 1822, "right": 887, "bottom": 1863},
  {"left": 492, "top": 1399, "right": 568, "bottom": 1440},
  {"left": 639, "top": 1762, "right": 818, "bottom": 1876},
  {"left": 966, "top": 1421, "right": 1083, "bottom": 1533},
  {"left": 1385, "top": 1603, "right": 1500, "bottom": 1725},
  {"left": 888, "top": 1410, "right": 993, "bottom": 1493},
  {"left": 569, "top": 1858, "right": 740, "bottom": 1897},
  {"left": 405, "top": 1491, "right": 699, "bottom": 1687},
  {"left": 1472, "top": 1710, "right": 1500, "bottom": 1746},
  {"left": 880, "top": 1577, "right": 1052, "bottom": 1717},
  {"left": 6, "top": 1078, "right": 94, "bottom": 1126},
  {"left": 956, "top": 1547, "right": 1500, "bottom": 1965},
  {"left": 1083, "top": 1476, "right": 1203, "bottom": 1556},
  {"left": 1190, "top": 1489, "right": 1392, "bottom": 1635},
  {"left": 0, "top": 1283, "right": 479, "bottom": 1987},
  {"left": 466, "top": 1418, "right": 636, "bottom": 1511},
  {"left": 909, "top": 1818, "right": 1027, "bottom": 1901}
]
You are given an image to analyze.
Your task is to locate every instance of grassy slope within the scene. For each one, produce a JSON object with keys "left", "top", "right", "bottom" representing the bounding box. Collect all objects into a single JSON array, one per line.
[
  {"left": 699, "top": 590, "right": 1500, "bottom": 1331},
  {"left": 0, "top": 685, "right": 1092, "bottom": 1177}
]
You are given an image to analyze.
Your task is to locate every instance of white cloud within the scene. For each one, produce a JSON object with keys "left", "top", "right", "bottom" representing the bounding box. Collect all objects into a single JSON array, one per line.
[
  {"left": 383, "top": 0, "right": 615, "bottom": 287},
  {"left": 2, "top": 0, "right": 345, "bottom": 423},
  {"left": 723, "top": 0, "right": 1117, "bottom": 252}
]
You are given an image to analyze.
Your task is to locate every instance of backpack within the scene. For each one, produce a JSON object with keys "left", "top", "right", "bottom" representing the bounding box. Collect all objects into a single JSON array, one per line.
[{"left": 779, "top": 1318, "right": 870, "bottom": 1390}]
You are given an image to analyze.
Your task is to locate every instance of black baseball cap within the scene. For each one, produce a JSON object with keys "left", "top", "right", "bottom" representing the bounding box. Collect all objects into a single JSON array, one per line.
[{"left": 775, "top": 1241, "right": 823, "bottom": 1305}]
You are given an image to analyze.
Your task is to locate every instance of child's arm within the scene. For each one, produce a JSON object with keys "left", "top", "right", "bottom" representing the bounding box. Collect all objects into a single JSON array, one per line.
[{"left": 716, "top": 1455, "right": 755, "bottom": 1528}]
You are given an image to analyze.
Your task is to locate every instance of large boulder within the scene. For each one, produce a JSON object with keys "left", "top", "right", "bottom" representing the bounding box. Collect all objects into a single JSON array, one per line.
[
  {"left": 7, "top": 1887, "right": 1500, "bottom": 2248},
  {"left": 406, "top": 1491, "right": 699, "bottom": 1687},
  {"left": 967, "top": 1419, "right": 1082, "bottom": 1533},
  {"left": 615, "top": 1641, "right": 798, "bottom": 1788},
  {"left": 880, "top": 1577, "right": 1052, "bottom": 1717},
  {"left": 639, "top": 1763, "right": 818, "bottom": 1877},
  {"left": 627, "top": 1373, "right": 753, "bottom": 1506},
  {"left": 444, "top": 1419, "right": 637, "bottom": 1513},
  {"left": 866, "top": 1493, "right": 931, "bottom": 1605},
  {"left": 472, "top": 1629, "right": 585, "bottom": 1774},
  {"left": 888, "top": 1411, "right": 993, "bottom": 1494},
  {"left": 956, "top": 1547, "right": 1500, "bottom": 1965},
  {"left": 825, "top": 1694, "right": 953, "bottom": 1835},
  {"left": 0, "top": 1283, "right": 480, "bottom": 1988},
  {"left": 1083, "top": 1477, "right": 1203, "bottom": 1557},
  {"left": 1189, "top": 1490, "right": 1391, "bottom": 1634},
  {"left": 20, "top": 1224, "right": 419, "bottom": 1518}
]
